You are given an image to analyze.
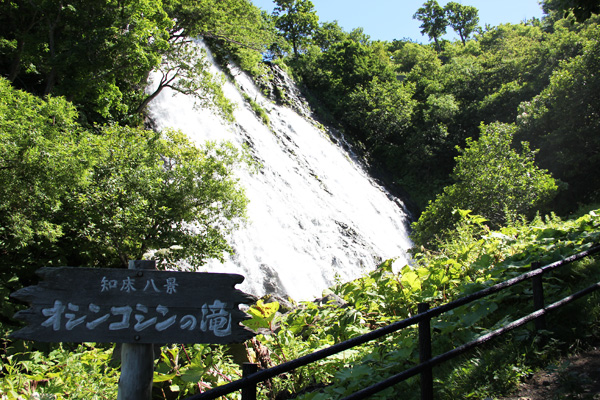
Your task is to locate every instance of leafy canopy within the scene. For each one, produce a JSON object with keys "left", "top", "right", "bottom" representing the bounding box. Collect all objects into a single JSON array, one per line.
[
  {"left": 411, "top": 122, "right": 559, "bottom": 247},
  {"left": 516, "top": 23, "right": 600, "bottom": 208},
  {"left": 0, "top": 0, "right": 173, "bottom": 124},
  {"left": 0, "top": 0, "right": 276, "bottom": 125},
  {"left": 413, "top": 0, "right": 448, "bottom": 51},
  {"left": 0, "top": 78, "right": 249, "bottom": 295},
  {"left": 273, "top": 0, "right": 319, "bottom": 56},
  {"left": 542, "top": 0, "right": 600, "bottom": 21},
  {"left": 445, "top": 2, "right": 480, "bottom": 44},
  {"left": 414, "top": 1, "right": 480, "bottom": 49}
]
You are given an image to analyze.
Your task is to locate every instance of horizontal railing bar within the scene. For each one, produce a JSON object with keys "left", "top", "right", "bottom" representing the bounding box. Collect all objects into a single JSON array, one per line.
[
  {"left": 341, "top": 280, "right": 600, "bottom": 400},
  {"left": 428, "top": 244, "right": 600, "bottom": 319},
  {"left": 186, "top": 313, "right": 426, "bottom": 399},
  {"left": 185, "top": 244, "right": 600, "bottom": 400}
]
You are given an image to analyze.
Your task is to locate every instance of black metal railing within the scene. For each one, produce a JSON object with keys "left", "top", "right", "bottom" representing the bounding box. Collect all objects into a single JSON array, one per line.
[{"left": 184, "top": 244, "right": 600, "bottom": 400}]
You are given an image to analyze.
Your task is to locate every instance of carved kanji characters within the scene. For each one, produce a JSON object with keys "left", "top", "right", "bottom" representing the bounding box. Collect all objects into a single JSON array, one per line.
[
  {"left": 201, "top": 300, "right": 232, "bottom": 337},
  {"left": 143, "top": 279, "right": 160, "bottom": 293},
  {"left": 100, "top": 276, "right": 118, "bottom": 292},
  {"left": 164, "top": 277, "right": 178, "bottom": 294},
  {"left": 120, "top": 277, "right": 136, "bottom": 293}
]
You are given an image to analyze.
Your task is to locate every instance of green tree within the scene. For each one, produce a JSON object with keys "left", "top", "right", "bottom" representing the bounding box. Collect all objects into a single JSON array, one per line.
[
  {"left": 516, "top": 23, "right": 600, "bottom": 210},
  {"left": 164, "top": 0, "right": 274, "bottom": 49},
  {"left": 313, "top": 20, "right": 347, "bottom": 51},
  {"left": 0, "top": 79, "right": 86, "bottom": 278},
  {"left": 411, "top": 122, "right": 559, "bottom": 247},
  {"left": 295, "top": 38, "right": 401, "bottom": 144},
  {"left": 0, "top": 0, "right": 173, "bottom": 123},
  {"left": 63, "top": 127, "right": 250, "bottom": 269},
  {"left": 444, "top": 2, "right": 480, "bottom": 44},
  {"left": 343, "top": 77, "right": 416, "bottom": 149},
  {"left": 273, "top": 0, "right": 319, "bottom": 56},
  {"left": 389, "top": 41, "right": 463, "bottom": 199},
  {"left": 413, "top": 0, "right": 448, "bottom": 52},
  {"left": 135, "top": 40, "right": 235, "bottom": 121},
  {"left": 0, "top": 79, "right": 249, "bottom": 305},
  {"left": 473, "top": 23, "right": 548, "bottom": 123},
  {"left": 0, "top": 0, "right": 275, "bottom": 124},
  {"left": 542, "top": 0, "right": 600, "bottom": 21},
  {"left": 148, "top": 0, "right": 279, "bottom": 117}
]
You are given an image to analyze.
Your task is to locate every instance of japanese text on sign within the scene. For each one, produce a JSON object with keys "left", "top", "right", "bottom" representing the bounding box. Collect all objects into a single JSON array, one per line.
[
  {"left": 40, "top": 299, "right": 232, "bottom": 337},
  {"left": 100, "top": 276, "right": 179, "bottom": 294},
  {"left": 10, "top": 266, "right": 256, "bottom": 344}
]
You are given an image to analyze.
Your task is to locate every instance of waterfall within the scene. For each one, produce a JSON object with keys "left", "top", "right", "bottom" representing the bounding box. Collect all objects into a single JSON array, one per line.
[{"left": 148, "top": 45, "right": 413, "bottom": 301}]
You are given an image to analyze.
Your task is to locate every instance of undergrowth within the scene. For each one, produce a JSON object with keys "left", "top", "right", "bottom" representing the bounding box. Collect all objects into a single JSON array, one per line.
[{"left": 2, "top": 210, "right": 600, "bottom": 399}]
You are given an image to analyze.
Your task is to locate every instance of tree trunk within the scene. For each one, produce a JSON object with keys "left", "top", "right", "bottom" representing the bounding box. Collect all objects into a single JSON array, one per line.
[
  {"left": 136, "top": 83, "right": 164, "bottom": 114},
  {"left": 434, "top": 37, "right": 441, "bottom": 53},
  {"left": 8, "top": 38, "right": 24, "bottom": 82},
  {"left": 44, "top": 5, "right": 62, "bottom": 96}
]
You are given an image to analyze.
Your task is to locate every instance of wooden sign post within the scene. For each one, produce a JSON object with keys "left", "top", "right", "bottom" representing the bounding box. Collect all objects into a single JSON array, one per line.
[
  {"left": 118, "top": 260, "right": 157, "bottom": 400},
  {"left": 11, "top": 260, "right": 256, "bottom": 400}
]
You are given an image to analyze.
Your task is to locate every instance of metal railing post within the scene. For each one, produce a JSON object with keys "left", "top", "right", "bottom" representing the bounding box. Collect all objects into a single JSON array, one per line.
[
  {"left": 531, "top": 262, "right": 547, "bottom": 331},
  {"left": 418, "top": 302, "right": 433, "bottom": 400},
  {"left": 241, "top": 363, "right": 258, "bottom": 400}
]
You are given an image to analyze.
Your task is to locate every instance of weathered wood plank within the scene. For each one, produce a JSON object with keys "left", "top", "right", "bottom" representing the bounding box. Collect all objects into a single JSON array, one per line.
[{"left": 10, "top": 267, "right": 257, "bottom": 344}]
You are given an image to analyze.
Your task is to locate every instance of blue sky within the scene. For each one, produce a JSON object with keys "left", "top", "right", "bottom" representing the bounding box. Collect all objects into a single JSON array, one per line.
[{"left": 251, "top": 0, "right": 546, "bottom": 42}]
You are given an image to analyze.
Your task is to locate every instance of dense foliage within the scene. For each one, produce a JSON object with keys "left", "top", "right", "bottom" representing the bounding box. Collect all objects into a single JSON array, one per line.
[
  {"left": 0, "top": 79, "right": 251, "bottom": 335},
  {"left": 272, "top": 0, "right": 319, "bottom": 56},
  {"left": 411, "top": 122, "right": 559, "bottom": 247},
  {"left": 0, "top": 1, "right": 270, "bottom": 398},
  {"left": 0, "top": 0, "right": 277, "bottom": 125},
  {"left": 543, "top": 0, "right": 600, "bottom": 21},
  {"left": 413, "top": 0, "right": 448, "bottom": 50},
  {"left": 281, "top": 6, "right": 600, "bottom": 220}
]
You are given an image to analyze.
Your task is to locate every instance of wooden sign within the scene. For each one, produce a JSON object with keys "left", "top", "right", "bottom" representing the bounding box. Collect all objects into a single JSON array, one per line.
[{"left": 10, "top": 267, "right": 256, "bottom": 344}]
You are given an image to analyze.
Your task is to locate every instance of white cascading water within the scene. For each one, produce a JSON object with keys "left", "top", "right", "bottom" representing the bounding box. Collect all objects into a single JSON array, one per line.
[{"left": 148, "top": 44, "right": 413, "bottom": 301}]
